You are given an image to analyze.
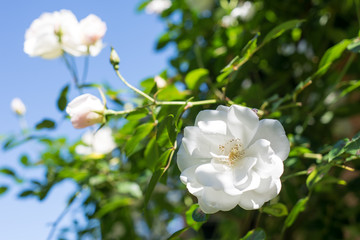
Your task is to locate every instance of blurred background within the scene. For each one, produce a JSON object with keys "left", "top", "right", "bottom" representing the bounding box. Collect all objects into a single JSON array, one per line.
[{"left": 0, "top": 1, "right": 173, "bottom": 239}]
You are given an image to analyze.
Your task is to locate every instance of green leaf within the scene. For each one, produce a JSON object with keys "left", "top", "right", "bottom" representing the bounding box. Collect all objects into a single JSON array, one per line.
[
  {"left": 316, "top": 39, "right": 351, "bottom": 76},
  {"left": 185, "top": 68, "right": 209, "bottom": 90},
  {"left": 144, "top": 136, "right": 160, "bottom": 171},
  {"left": 125, "top": 122, "right": 154, "bottom": 156},
  {"left": 143, "top": 169, "right": 163, "bottom": 208},
  {"left": 328, "top": 138, "right": 349, "bottom": 162},
  {"left": 185, "top": 204, "right": 207, "bottom": 231},
  {"left": 240, "top": 228, "right": 266, "bottom": 240},
  {"left": 19, "top": 189, "right": 36, "bottom": 198},
  {"left": 340, "top": 80, "right": 360, "bottom": 97},
  {"left": 95, "top": 197, "right": 133, "bottom": 218},
  {"left": 263, "top": 19, "right": 305, "bottom": 45},
  {"left": 0, "top": 186, "right": 8, "bottom": 195},
  {"left": 57, "top": 84, "right": 69, "bottom": 111},
  {"left": 283, "top": 197, "right": 309, "bottom": 229},
  {"left": 306, "top": 165, "right": 331, "bottom": 189},
  {"left": 262, "top": 203, "right": 288, "bottom": 217},
  {"left": 167, "top": 227, "right": 190, "bottom": 240},
  {"left": 35, "top": 119, "right": 56, "bottom": 130},
  {"left": 157, "top": 32, "right": 171, "bottom": 50},
  {"left": 192, "top": 207, "right": 208, "bottom": 222},
  {"left": 347, "top": 38, "right": 360, "bottom": 53},
  {"left": 344, "top": 136, "right": 360, "bottom": 155}
]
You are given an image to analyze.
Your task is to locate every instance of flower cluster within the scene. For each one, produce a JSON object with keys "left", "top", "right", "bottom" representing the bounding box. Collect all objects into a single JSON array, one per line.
[
  {"left": 177, "top": 105, "right": 290, "bottom": 213},
  {"left": 24, "top": 10, "right": 106, "bottom": 59}
]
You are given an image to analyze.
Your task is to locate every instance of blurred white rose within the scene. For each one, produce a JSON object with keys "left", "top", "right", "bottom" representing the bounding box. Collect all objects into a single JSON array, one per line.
[
  {"left": 24, "top": 9, "right": 82, "bottom": 59},
  {"left": 66, "top": 94, "right": 105, "bottom": 129},
  {"left": 186, "top": 0, "right": 214, "bottom": 13},
  {"left": 75, "top": 127, "right": 116, "bottom": 155},
  {"left": 221, "top": 15, "right": 237, "bottom": 28},
  {"left": 230, "top": 1, "right": 255, "bottom": 21},
  {"left": 145, "top": 0, "right": 172, "bottom": 14},
  {"left": 177, "top": 105, "right": 290, "bottom": 213},
  {"left": 78, "top": 14, "right": 107, "bottom": 56},
  {"left": 11, "top": 98, "right": 26, "bottom": 115}
]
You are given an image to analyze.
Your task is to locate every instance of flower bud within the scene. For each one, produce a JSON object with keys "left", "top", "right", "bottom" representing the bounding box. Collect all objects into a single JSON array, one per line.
[
  {"left": 154, "top": 75, "right": 167, "bottom": 88},
  {"left": 110, "top": 47, "right": 120, "bottom": 70},
  {"left": 11, "top": 98, "right": 26, "bottom": 116},
  {"left": 66, "top": 94, "right": 105, "bottom": 129}
]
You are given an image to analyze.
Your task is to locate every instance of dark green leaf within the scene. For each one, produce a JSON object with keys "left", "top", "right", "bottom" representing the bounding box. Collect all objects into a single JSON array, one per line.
[
  {"left": 328, "top": 138, "right": 349, "bottom": 162},
  {"left": 262, "top": 203, "right": 288, "bottom": 217},
  {"left": 344, "top": 136, "right": 360, "bottom": 155},
  {"left": 316, "top": 39, "right": 351, "bottom": 76},
  {"left": 167, "top": 227, "right": 190, "bottom": 240},
  {"left": 185, "top": 204, "right": 206, "bottom": 231},
  {"left": 263, "top": 19, "right": 305, "bottom": 44},
  {"left": 347, "top": 38, "right": 360, "bottom": 53},
  {"left": 35, "top": 119, "right": 56, "bottom": 130},
  {"left": 284, "top": 197, "right": 309, "bottom": 229},
  {"left": 143, "top": 169, "right": 163, "bottom": 208},
  {"left": 57, "top": 84, "right": 69, "bottom": 111},
  {"left": 192, "top": 206, "right": 208, "bottom": 222},
  {"left": 19, "top": 190, "right": 36, "bottom": 198},
  {"left": 240, "top": 228, "right": 266, "bottom": 240},
  {"left": 157, "top": 32, "right": 171, "bottom": 50},
  {"left": 95, "top": 197, "right": 133, "bottom": 218},
  {"left": 185, "top": 68, "right": 209, "bottom": 90},
  {"left": 306, "top": 165, "right": 331, "bottom": 189},
  {"left": 125, "top": 123, "right": 154, "bottom": 156},
  {"left": 0, "top": 186, "right": 8, "bottom": 195}
]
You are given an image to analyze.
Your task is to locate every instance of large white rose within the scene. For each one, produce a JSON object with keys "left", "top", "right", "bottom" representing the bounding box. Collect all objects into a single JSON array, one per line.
[
  {"left": 75, "top": 127, "right": 116, "bottom": 155},
  {"left": 66, "top": 94, "right": 105, "bottom": 129},
  {"left": 145, "top": 0, "right": 172, "bottom": 14},
  {"left": 177, "top": 105, "right": 290, "bottom": 214},
  {"left": 78, "top": 14, "right": 107, "bottom": 56},
  {"left": 24, "top": 10, "right": 82, "bottom": 59}
]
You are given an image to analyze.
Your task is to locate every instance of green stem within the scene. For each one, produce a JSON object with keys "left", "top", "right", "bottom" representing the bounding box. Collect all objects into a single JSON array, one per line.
[
  {"left": 282, "top": 170, "right": 308, "bottom": 182},
  {"left": 62, "top": 54, "right": 80, "bottom": 88},
  {"left": 156, "top": 99, "right": 217, "bottom": 106},
  {"left": 81, "top": 55, "right": 89, "bottom": 85},
  {"left": 115, "top": 69, "right": 155, "bottom": 102}
]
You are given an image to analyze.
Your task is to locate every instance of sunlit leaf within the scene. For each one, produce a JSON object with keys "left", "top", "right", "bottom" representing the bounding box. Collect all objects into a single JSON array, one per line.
[
  {"left": 283, "top": 197, "right": 309, "bottom": 229},
  {"left": 167, "top": 227, "right": 190, "bottom": 240},
  {"left": 0, "top": 186, "right": 8, "bottom": 195},
  {"left": 240, "top": 228, "right": 266, "bottom": 240},
  {"left": 125, "top": 122, "right": 154, "bottom": 156},
  {"left": 185, "top": 68, "right": 209, "bottom": 90},
  {"left": 262, "top": 203, "right": 288, "bottom": 217},
  {"left": 262, "top": 19, "right": 305, "bottom": 44}
]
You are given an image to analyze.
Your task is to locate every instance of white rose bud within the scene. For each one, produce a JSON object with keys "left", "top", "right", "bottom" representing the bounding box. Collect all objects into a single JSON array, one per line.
[
  {"left": 66, "top": 94, "right": 105, "bottom": 129},
  {"left": 11, "top": 98, "right": 26, "bottom": 116},
  {"left": 177, "top": 105, "right": 290, "bottom": 214},
  {"left": 154, "top": 75, "right": 167, "bottom": 88}
]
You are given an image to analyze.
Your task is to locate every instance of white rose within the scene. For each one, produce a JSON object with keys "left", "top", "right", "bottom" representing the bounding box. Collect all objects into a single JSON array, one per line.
[
  {"left": 11, "top": 98, "right": 26, "bottom": 115},
  {"left": 221, "top": 15, "right": 237, "bottom": 28},
  {"left": 78, "top": 14, "right": 107, "bottom": 56},
  {"left": 66, "top": 94, "right": 105, "bottom": 129},
  {"left": 145, "top": 0, "right": 172, "bottom": 14},
  {"left": 186, "top": 0, "right": 214, "bottom": 13},
  {"left": 230, "top": 1, "right": 256, "bottom": 21},
  {"left": 24, "top": 9, "right": 82, "bottom": 59},
  {"left": 75, "top": 127, "right": 116, "bottom": 155},
  {"left": 177, "top": 105, "right": 290, "bottom": 214}
]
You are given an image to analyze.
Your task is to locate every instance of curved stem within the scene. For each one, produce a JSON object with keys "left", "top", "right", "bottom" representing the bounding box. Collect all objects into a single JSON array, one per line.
[
  {"left": 62, "top": 54, "right": 80, "bottom": 88},
  {"left": 81, "top": 55, "right": 89, "bottom": 85},
  {"left": 115, "top": 69, "right": 154, "bottom": 102}
]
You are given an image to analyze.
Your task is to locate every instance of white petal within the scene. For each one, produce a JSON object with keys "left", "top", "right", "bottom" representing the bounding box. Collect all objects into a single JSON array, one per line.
[
  {"left": 250, "top": 119, "right": 290, "bottom": 161},
  {"left": 245, "top": 139, "right": 284, "bottom": 178},
  {"left": 180, "top": 165, "right": 204, "bottom": 196},
  {"left": 181, "top": 126, "right": 226, "bottom": 158},
  {"left": 194, "top": 163, "right": 242, "bottom": 196},
  {"left": 226, "top": 105, "right": 259, "bottom": 146},
  {"left": 198, "top": 187, "right": 241, "bottom": 213},
  {"left": 238, "top": 191, "right": 265, "bottom": 210},
  {"left": 232, "top": 157, "right": 257, "bottom": 186},
  {"left": 235, "top": 171, "right": 261, "bottom": 192},
  {"left": 195, "top": 109, "right": 228, "bottom": 135},
  {"left": 177, "top": 143, "right": 210, "bottom": 171}
]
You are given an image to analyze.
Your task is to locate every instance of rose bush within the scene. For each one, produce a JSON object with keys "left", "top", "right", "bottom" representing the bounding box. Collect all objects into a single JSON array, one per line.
[
  {"left": 177, "top": 105, "right": 290, "bottom": 213},
  {"left": 66, "top": 93, "right": 105, "bottom": 129}
]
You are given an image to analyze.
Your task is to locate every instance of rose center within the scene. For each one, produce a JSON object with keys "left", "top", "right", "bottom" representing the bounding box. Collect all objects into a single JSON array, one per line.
[{"left": 217, "top": 138, "right": 245, "bottom": 166}]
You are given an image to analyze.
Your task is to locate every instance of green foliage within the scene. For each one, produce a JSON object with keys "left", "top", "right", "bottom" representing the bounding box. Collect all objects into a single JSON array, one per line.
[{"left": 240, "top": 228, "right": 266, "bottom": 240}]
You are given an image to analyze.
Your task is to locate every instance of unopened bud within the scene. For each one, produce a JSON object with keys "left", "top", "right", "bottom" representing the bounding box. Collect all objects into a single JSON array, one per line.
[
  {"left": 110, "top": 47, "right": 120, "bottom": 70},
  {"left": 154, "top": 75, "right": 167, "bottom": 88},
  {"left": 11, "top": 98, "right": 26, "bottom": 116}
]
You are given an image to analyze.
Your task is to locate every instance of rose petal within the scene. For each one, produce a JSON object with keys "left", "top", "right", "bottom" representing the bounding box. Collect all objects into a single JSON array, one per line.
[
  {"left": 226, "top": 105, "right": 259, "bottom": 146},
  {"left": 245, "top": 139, "right": 284, "bottom": 178},
  {"left": 195, "top": 109, "right": 228, "bottom": 135},
  {"left": 232, "top": 157, "right": 257, "bottom": 186},
  {"left": 198, "top": 187, "right": 241, "bottom": 213},
  {"left": 177, "top": 144, "right": 210, "bottom": 171},
  {"left": 249, "top": 119, "right": 290, "bottom": 161},
  {"left": 195, "top": 163, "right": 242, "bottom": 196}
]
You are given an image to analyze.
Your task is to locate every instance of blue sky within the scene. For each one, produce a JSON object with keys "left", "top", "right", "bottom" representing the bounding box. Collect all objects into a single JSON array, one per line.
[{"left": 0, "top": 1, "right": 173, "bottom": 239}]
